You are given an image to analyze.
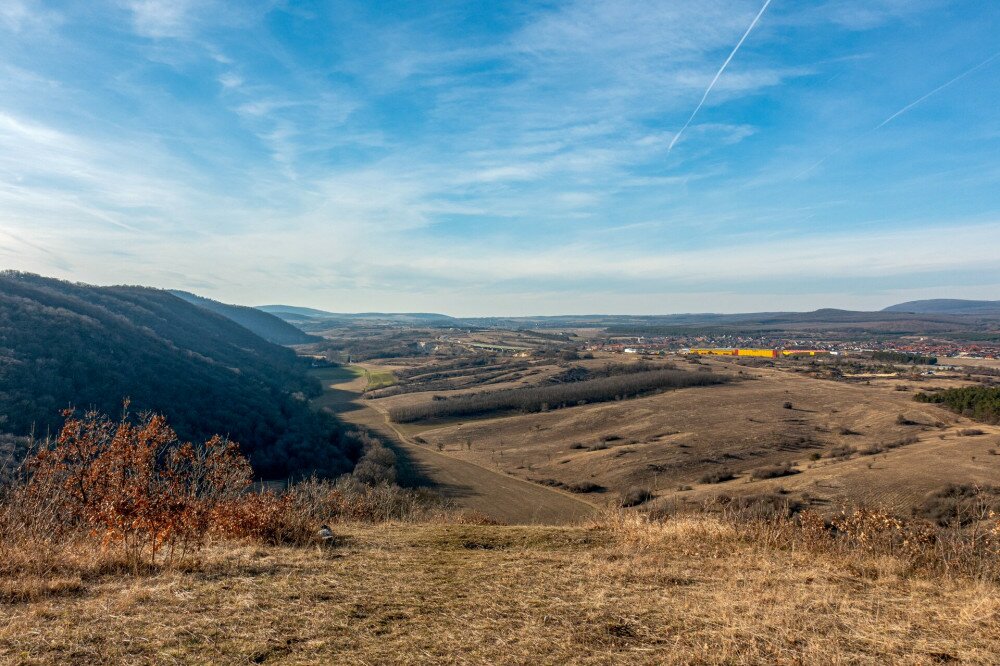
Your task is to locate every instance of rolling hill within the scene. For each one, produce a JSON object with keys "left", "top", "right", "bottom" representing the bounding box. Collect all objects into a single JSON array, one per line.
[
  {"left": 883, "top": 299, "right": 1000, "bottom": 315},
  {"left": 170, "top": 291, "right": 317, "bottom": 345},
  {"left": 258, "top": 304, "right": 461, "bottom": 327},
  {"left": 0, "top": 272, "right": 354, "bottom": 478}
]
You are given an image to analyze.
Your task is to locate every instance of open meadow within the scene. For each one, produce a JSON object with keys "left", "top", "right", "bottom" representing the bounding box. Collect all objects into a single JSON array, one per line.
[{"left": 332, "top": 330, "right": 1000, "bottom": 519}]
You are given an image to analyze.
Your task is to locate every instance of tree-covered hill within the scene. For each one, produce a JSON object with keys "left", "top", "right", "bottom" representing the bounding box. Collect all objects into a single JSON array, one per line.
[
  {"left": 0, "top": 272, "right": 354, "bottom": 478},
  {"left": 170, "top": 290, "right": 318, "bottom": 345}
]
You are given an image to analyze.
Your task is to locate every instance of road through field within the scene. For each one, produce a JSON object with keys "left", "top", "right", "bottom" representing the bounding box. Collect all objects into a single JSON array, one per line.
[{"left": 311, "top": 366, "right": 597, "bottom": 525}]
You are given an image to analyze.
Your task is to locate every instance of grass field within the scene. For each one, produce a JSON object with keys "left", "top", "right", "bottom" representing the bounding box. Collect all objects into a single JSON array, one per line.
[
  {"left": 361, "top": 354, "right": 1000, "bottom": 514},
  {"left": 3, "top": 516, "right": 998, "bottom": 664},
  {"left": 364, "top": 369, "right": 397, "bottom": 391}
]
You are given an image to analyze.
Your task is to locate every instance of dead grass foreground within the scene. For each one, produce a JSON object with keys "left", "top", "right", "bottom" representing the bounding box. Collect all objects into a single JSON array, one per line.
[{"left": 2, "top": 514, "right": 999, "bottom": 665}]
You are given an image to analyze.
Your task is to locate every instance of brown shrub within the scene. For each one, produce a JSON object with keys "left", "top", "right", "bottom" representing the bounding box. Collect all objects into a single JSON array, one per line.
[
  {"left": 699, "top": 469, "right": 736, "bottom": 484},
  {"left": 19, "top": 406, "right": 251, "bottom": 566},
  {"left": 750, "top": 463, "right": 798, "bottom": 480},
  {"left": 619, "top": 487, "right": 653, "bottom": 507}
]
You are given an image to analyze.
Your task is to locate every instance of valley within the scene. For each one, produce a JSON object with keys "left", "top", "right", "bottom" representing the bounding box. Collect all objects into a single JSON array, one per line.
[{"left": 299, "top": 322, "right": 1000, "bottom": 521}]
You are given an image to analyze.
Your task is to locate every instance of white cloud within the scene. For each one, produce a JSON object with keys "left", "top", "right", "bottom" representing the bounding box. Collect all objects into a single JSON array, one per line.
[{"left": 123, "top": 0, "right": 197, "bottom": 39}]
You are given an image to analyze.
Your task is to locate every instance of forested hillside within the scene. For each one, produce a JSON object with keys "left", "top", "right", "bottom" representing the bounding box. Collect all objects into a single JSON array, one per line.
[
  {"left": 170, "top": 291, "right": 317, "bottom": 345},
  {"left": 0, "top": 272, "right": 353, "bottom": 477}
]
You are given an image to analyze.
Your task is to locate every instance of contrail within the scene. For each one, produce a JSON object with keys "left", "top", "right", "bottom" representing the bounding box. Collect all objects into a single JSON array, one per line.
[
  {"left": 668, "top": 0, "right": 773, "bottom": 152},
  {"left": 876, "top": 50, "right": 1000, "bottom": 128},
  {"left": 796, "top": 50, "right": 1000, "bottom": 179}
]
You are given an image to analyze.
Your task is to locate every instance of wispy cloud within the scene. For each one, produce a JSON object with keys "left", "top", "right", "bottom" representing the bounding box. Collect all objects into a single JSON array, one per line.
[
  {"left": 1, "top": 1, "right": 997, "bottom": 314},
  {"left": 122, "top": 0, "right": 197, "bottom": 39}
]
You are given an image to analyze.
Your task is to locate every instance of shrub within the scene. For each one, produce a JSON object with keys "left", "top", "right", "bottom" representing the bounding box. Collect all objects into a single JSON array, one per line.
[
  {"left": 783, "top": 401, "right": 793, "bottom": 409},
  {"left": 619, "top": 487, "right": 653, "bottom": 507},
  {"left": 750, "top": 463, "right": 798, "bottom": 480},
  {"left": 568, "top": 482, "right": 605, "bottom": 494},
  {"left": 699, "top": 469, "right": 736, "bottom": 484},
  {"left": 825, "top": 445, "right": 855, "bottom": 459},
  {"left": 958, "top": 428, "right": 985, "bottom": 437},
  {"left": 21, "top": 407, "right": 251, "bottom": 565},
  {"left": 913, "top": 484, "right": 1000, "bottom": 527}
]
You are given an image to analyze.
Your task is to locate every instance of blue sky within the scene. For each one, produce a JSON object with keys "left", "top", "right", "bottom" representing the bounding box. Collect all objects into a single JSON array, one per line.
[{"left": 0, "top": 0, "right": 998, "bottom": 315}]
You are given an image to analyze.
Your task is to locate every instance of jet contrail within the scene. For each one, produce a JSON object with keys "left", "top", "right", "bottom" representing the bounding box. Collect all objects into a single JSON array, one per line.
[
  {"left": 668, "top": 0, "right": 773, "bottom": 152},
  {"left": 796, "top": 50, "right": 1000, "bottom": 179},
  {"left": 876, "top": 50, "right": 1000, "bottom": 128}
]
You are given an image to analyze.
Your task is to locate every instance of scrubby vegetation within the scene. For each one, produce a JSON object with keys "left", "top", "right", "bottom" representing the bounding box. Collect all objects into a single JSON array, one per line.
[
  {"left": 699, "top": 469, "right": 736, "bottom": 484},
  {"left": 310, "top": 327, "right": 435, "bottom": 362},
  {"left": 915, "top": 385, "right": 1000, "bottom": 423},
  {"left": 0, "top": 272, "right": 350, "bottom": 478},
  {"left": 619, "top": 487, "right": 653, "bottom": 507},
  {"left": 913, "top": 484, "right": 1000, "bottom": 526},
  {"left": 750, "top": 462, "right": 798, "bottom": 480},
  {"left": 872, "top": 350, "right": 937, "bottom": 365},
  {"left": 0, "top": 408, "right": 451, "bottom": 575},
  {"left": 389, "top": 369, "right": 729, "bottom": 423}
]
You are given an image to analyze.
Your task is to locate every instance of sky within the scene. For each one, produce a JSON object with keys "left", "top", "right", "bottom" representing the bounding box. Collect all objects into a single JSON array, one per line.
[{"left": 0, "top": 0, "right": 998, "bottom": 316}]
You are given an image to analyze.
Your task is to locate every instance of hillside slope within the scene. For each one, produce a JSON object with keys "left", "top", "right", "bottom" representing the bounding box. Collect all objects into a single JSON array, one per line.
[
  {"left": 0, "top": 272, "right": 351, "bottom": 477},
  {"left": 170, "top": 290, "right": 317, "bottom": 344}
]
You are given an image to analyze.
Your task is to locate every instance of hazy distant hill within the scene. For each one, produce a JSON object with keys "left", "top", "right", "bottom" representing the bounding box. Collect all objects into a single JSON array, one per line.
[
  {"left": 171, "top": 291, "right": 317, "bottom": 345},
  {"left": 883, "top": 299, "right": 1000, "bottom": 316},
  {"left": 259, "top": 304, "right": 460, "bottom": 326},
  {"left": 258, "top": 304, "right": 339, "bottom": 319},
  {"left": 0, "top": 272, "right": 353, "bottom": 478},
  {"left": 467, "top": 308, "right": 988, "bottom": 330}
]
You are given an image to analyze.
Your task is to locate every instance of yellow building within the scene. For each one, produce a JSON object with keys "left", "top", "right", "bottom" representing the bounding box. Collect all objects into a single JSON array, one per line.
[{"left": 689, "top": 348, "right": 778, "bottom": 358}]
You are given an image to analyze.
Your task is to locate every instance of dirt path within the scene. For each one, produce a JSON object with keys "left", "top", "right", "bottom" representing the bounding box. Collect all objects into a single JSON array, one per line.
[{"left": 311, "top": 366, "right": 597, "bottom": 525}]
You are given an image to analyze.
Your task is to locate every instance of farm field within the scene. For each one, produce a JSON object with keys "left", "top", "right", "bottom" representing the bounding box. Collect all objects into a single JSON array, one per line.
[
  {"left": 342, "top": 335, "right": 1000, "bottom": 516},
  {"left": 309, "top": 364, "right": 597, "bottom": 525}
]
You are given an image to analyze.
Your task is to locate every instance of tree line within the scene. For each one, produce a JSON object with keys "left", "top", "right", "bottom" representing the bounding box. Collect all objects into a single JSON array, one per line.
[{"left": 915, "top": 386, "right": 1000, "bottom": 424}]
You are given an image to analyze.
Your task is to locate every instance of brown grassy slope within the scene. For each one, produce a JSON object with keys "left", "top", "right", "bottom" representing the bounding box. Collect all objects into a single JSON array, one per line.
[
  {"left": 2, "top": 517, "right": 998, "bottom": 664},
  {"left": 398, "top": 362, "right": 998, "bottom": 510}
]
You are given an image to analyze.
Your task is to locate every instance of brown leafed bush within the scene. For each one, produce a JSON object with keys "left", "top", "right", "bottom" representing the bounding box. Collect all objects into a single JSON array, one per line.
[
  {"left": 18, "top": 406, "right": 252, "bottom": 566},
  {"left": 210, "top": 491, "right": 312, "bottom": 545},
  {"left": 1, "top": 409, "right": 456, "bottom": 576}
]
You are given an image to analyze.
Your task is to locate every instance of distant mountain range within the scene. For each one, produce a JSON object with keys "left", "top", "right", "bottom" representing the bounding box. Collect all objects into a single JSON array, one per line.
[{"left": 255, "top": 299, "right": 1000, "bottom": 335}]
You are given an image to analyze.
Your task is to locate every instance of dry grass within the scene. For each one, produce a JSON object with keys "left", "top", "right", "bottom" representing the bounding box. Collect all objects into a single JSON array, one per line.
[
  {"left": 396, "top": 361, "right": 1000, "bottom": 514},
  {"left": 2, "top": 512, "right": 999, "bottom": 664}
]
